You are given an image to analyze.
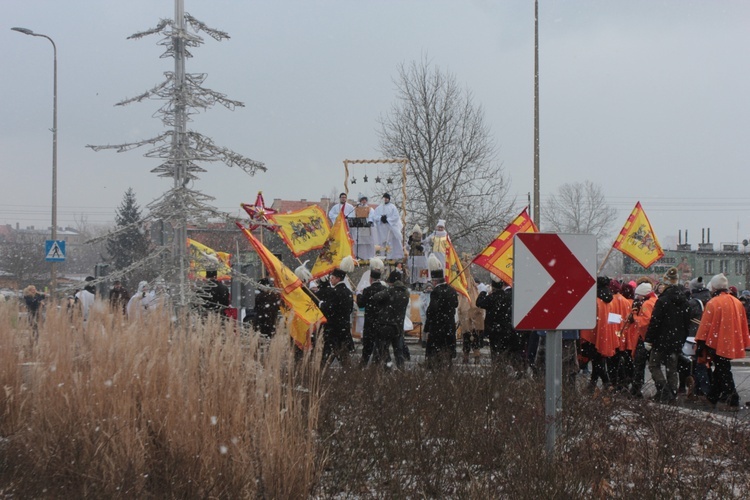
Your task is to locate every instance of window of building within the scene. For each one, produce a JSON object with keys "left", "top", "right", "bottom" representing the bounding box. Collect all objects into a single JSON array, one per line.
[
  {"left": 720, "top": 259, "right": 730, "bottom": 274},
  {"left": 704, "top": 260, "right": 714, "bottom": 274},
  {"left": 736, "top": 260, "right": 745, "bottom": 275}
]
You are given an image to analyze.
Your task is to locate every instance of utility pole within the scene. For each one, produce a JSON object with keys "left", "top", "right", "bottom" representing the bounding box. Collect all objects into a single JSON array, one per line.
[{"left": 533, "top": 0, "right": 540, "bottom": 228}]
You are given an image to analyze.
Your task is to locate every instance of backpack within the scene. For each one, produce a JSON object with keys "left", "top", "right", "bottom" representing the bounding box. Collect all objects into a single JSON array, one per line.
[{"left": 686, "top": 297, "right": 704, "bottom": 338}]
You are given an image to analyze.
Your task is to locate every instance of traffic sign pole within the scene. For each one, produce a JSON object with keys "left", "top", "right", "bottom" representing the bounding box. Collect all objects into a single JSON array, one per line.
[
  {"left": 513, "top": 233, "right": 596, "bottom": 458},
  {"left": 545, "top": 330, "right": 562, "bottom": 455}
]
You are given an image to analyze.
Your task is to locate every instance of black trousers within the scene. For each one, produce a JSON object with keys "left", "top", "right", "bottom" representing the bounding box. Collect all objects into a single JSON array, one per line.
[
  {"left": 707, "top": 351, "right": 739, "bottom": 406},
  {"left": 630, "top": 341, "right": 649, "bottom": 396}
]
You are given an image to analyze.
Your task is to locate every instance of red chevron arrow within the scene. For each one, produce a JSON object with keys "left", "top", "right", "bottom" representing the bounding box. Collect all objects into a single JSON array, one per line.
[{"left": 515, "top": 234, "right": 595, "bottom": 330}]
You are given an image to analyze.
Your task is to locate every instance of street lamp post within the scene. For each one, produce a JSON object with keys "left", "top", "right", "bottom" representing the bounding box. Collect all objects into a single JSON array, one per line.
[{"left": 12, "top": 27, "right": 58, "bottom": 294}]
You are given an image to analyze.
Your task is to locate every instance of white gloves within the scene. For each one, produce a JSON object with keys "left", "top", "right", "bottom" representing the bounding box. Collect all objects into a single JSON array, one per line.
[{"left": 643, "top": 342, "right": 653, "bottom": 351}]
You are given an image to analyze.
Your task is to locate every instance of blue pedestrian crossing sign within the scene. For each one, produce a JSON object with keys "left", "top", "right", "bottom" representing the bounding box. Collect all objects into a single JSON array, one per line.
[{"left": 45, "top": 240, "right": 66, "bottom": 262}]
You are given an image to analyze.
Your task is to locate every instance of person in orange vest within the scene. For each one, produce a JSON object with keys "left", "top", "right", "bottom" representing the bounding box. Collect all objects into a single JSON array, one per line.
[
  {"left": 624, "top": 281, "right": 657, "bottom": 398},
  {"left": 580, "top": 276, "right": 616, "bottom": 393},
  {"left": 607, "top": 279, "right": 633, "bottom": 393},
  {"left": 695, "top": 273, "right": 750, "bottom": 410}
]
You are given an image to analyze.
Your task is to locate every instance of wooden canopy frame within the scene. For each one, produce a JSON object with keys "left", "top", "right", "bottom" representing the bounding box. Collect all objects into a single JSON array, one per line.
[{"left": 343, "top": 158, "right": 408, "bottom": 253}]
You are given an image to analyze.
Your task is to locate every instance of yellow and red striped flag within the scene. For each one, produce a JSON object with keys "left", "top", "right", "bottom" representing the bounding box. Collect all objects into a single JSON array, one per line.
[
  {"left": 310, "top": 207, "right": 355, "bottom": 279},
  {"left": 236, "top": 223, "right": 324, "bottom": 348},
  {"left": 445, "top": 236, "right": 470, "bottom": 300},
  {"left": 472, "top": 208, "right": 538, "bottom": 285},
  {"left": 613, "top": 201, "right": 664, "bottom": 268}
]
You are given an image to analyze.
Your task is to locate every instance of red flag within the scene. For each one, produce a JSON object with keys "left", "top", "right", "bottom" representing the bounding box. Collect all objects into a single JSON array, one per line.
[{"left": 472, "top": 208, "right": 538, "bottom": 285}]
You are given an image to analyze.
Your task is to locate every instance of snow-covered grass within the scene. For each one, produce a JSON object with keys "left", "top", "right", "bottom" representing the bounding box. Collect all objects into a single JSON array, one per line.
[{"left": 317, "top": 364, "right": 750, "bottom": 498}]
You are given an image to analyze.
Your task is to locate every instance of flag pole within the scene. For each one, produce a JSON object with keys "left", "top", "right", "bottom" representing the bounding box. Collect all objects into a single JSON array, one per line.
[
  {"left": 597, "top": 244, "right": 615, "bottom": 275},
  {"left": 447, "top": 263, "right": 471, "bottom": 288}
]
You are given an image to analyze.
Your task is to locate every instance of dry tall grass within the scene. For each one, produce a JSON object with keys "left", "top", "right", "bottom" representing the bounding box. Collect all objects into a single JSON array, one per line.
[
  {"left": 4, "top": 299, "right": 750, "bottom": 498},
  {"left": 0, "top": 301, "right": 323, "bottom": 498}
]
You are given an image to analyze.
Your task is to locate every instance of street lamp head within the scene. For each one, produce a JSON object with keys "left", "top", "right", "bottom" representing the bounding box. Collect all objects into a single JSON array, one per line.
[{"left": 11, "top": 27, "right": 35, "bottom": 35}]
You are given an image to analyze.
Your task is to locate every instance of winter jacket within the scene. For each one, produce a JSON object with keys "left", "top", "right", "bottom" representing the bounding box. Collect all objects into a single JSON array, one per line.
[
  {"left": 687, "top": 286, "right": 711, "bottom": 338},
  {"left": 357, "top": 281, "right": 387, "bottom": 337},
  {"left": 581, "top": 297, "right": 618, "bottom": 357},
  {"left": 623, "top": 294, "right": 656, "bottom": 353},
  {"left": 253, "top": 290, "right": 281, "bottom": 336},
  {"left": 371, "top": 281, "right": 411, "bottom": 328},
  {"left": 318, "top": 282, "right": 354, "bottom": 338},
  {"left": 695, "top": 291, "right": 750, "bottom": 359},
  {"left": 424, "top": 282, "right": 459, "bottom": 353},
  {"left": 608, "top": 293, "right": 632, "bottom": 351},
  {"left": 476, "top": 288, "right": 520, "bottom": 349},
  {"left": 644, "top": 285, "right": 691, "bottom": 354}
]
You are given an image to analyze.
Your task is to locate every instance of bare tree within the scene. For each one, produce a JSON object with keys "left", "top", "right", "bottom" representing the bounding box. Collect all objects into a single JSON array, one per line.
[
  {"left": 542, "top": 181, "right": 618, "bottom": 243},
  {"left": 378, "top": 57, "right": 513, "bottom": 253},
  {"left": 0, "top": 231, "right": 47, "bottom": 286}
]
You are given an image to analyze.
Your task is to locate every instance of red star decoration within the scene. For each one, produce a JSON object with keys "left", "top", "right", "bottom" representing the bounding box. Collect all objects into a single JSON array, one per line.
[{"left": 241, "top": 191, "right": 278, "bottom": 231}]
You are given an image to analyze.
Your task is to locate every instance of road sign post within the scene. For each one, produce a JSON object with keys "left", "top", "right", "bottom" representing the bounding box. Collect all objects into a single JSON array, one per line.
[{"left": 513, "top": 233, "right": 596, "bottom": 456}]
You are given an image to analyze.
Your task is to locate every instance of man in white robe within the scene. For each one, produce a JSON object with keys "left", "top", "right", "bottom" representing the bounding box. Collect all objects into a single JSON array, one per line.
[
  {"left": 328, "top": 192, "right": 355, "bottom": 225},
  {"left": 370, "top": 192, "right": 404, "bottom": 260}
]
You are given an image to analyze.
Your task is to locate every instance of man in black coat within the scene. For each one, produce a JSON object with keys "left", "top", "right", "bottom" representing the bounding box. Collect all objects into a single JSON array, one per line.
[
  {"left": 356, "top": 258, "right": 387, "bottom": 367},
  {"left": 253, "top": 278, "right": 281, "bottom": 337},
  {"left": 644, "top": 267, "right": 691, "bottom": 402},
  {"left": 318, "top": 257, "right": 355, "bottom": 367},
  {"left": 201, "top": 270, "right": 230, "bottom": 317},
  {"left": 424, "top": 255, "right": 459, "bottom": 368},
  {"left": 371, "top": 270, "right": 411, "bottom": 369},
  {"left": 476, "top": 276, "right": 518, "bottom": 365}
]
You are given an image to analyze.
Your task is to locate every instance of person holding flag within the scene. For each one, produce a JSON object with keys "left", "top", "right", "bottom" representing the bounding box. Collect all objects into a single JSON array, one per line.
[
  {"left": 424, "top": 253, "right": 459, "bottom": 368},
  {"left": 476, "top": 275, "right": 519, "bottom": 367},
  {"left": 317, "top": 256, "right": 357, "bottom": 367}
]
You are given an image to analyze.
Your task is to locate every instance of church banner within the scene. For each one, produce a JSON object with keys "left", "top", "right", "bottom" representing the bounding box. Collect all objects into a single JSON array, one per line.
[
  {"left": 266, "top": 206, "right": 330, "bottom": 257},
  {"left": 613, "top": 202, "right": 664, "bottom": 269}
]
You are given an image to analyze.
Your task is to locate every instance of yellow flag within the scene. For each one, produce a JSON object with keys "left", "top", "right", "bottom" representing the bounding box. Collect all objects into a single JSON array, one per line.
[
  {"left": 310, "top": 208, "right": 354, "bottom": 279},
  {"left": 613, "top": 202, "right": 664, "bottom": 268},
  {"left": 266, "top": 206, "right": 330, "bottom": 257},
  {"left": 187, "top": 238, "right": 232, "bottom": 281},
  {"left": 236, "top": 223, "right": 325, "bottom": 349},
  {"left": 445, "top": 236, "right": 469, "bottom": 300}
]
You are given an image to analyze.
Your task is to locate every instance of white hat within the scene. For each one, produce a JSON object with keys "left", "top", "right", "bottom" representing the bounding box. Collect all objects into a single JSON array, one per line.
[
  {"left": 709, "top": 273, "right": 729, "bottom": 292},
  {"left": 412, "top": 224, "right": 422, "bottom": 234},
  {"left": 428, "top": 253, "right": 444, "bottom": 280},
  {"left": 437, "top": 219, "right": 446, "bottom": 228},
  {"left": 634, "top": 283, "right": 652, "bottom": 297},
  {"left": 294, "top": 260, "right": 313, "bottom": 283}
]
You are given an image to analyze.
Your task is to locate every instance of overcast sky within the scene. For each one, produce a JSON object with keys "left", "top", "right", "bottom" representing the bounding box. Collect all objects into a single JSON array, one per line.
[{"left": 2, "top": 0, "right": 749, "bottom": 250}]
